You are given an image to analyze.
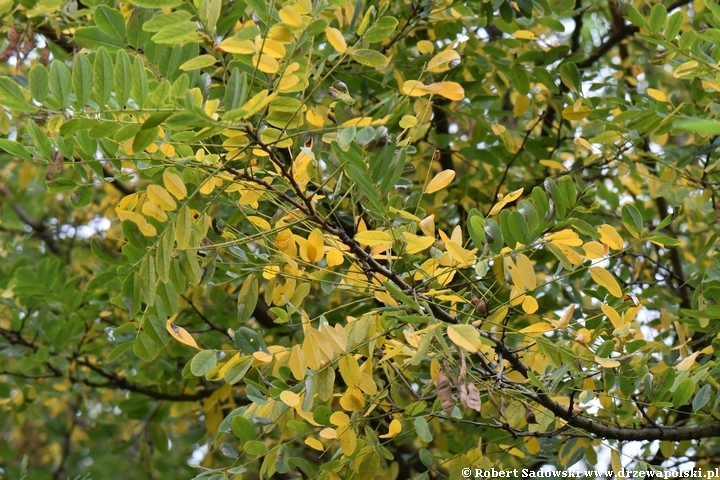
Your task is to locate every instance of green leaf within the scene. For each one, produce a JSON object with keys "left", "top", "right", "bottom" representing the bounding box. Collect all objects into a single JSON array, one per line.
[
  {"left": 621, "top": 204, "right": 643, "bottom": 239},
  {"left": 648, "top": 3, "right": 667, "bottom": 35},
  {"left": 46, "top": 178, "right": 77, "bottom": 192},
  {"left": 198, "top": 0, "right": 221, "bottom": 33},
  {"left": 0, "top": 139, "right": 33, "bottom": 162},
  {"left": 175, "top": 206, "right": 192, "bottom": 250},
  {"left": 672, "top": 378, "right": 695, "bottom": 407},
  {"left": 151, "top": 22, "right": 201, "bottom": 44},
  {"left": 28, "top": 65, "right": 49, "bottom": 103},
  {"left": 414, "top": 417, "right": 433, "bottom": 442},
  {"left": 71, "top": 185, "right": 93, "bottom": 208},
  {"left": 692, "top": 384, "right": 712, "bottom": 412},
  {"left": 363, "top": 17, "right": 398, "bottom": 43},
  {"left": 95, "top": 5, "right": 126, "bottom": 40},
  {"left": 144, "top": 314, "right": 169, "bottom": 348},
  {"left": 179, "top": 54, "right": 217, "bottom": 71},
  {"left": 107, "top": 342, "right": 133, "bottom": 363},
  {"left": 143, "top": 11, "right": 194, "bottom": 32},
  {"left": 132, "top": 55, "right": 148, "bottom": 109},
  {"left": 86, "top": 271, "right": 119, "bottom": 291},
  {"left": 648, "top": 235, "right": 682, "bottom": 247},
  {"left": 132, "top": 126, "right": 159, "bottom": 153},
  {"left": 72, "top": 54, "right": 94, "bottom": 109},
  {"left": 674, "top": 119, "right": 720, "bottom": 135},
  {"left": 115, "top": 49, "right": 133, "bottom": 107},
  {"left": 346, "top": 164, "right": 384, "bottom": 213},
  {"left": 28, "top": 120, "right": 53, "bottom": 161},
  {"left": 156, "top": 223, "right": 174, "bottom": 283},
  {"left": 191, "top": 350, "right": 218, "bottom": 376},
  {"left": 133, "top": 334, "right": 159, "bottom": 361},
  {"left": 665, "top": 10, "right": 684, "bottom": 40},
  {"left": 231, "top": 415, "right": 259, "bottom": 441},
  {"left": 467, "top": 211, "right": 487, "bottom": 248},
  {"left": 224, "top": 356, "right": 253, "bottom": 384},
  {"left": 559, "top": 63, "right": 581, "bottom": 91},
  {"left": 93, "top": 47, "right": 114, "bottom": 107},
  {"left": 243, "top": 440, "right": 267, "bottom": 456},
  {"left": 237, "top": 275, "right": 259, "bottom": 323},
  {"left": 49, "top": 60, "right": 72, "bottom": 109},
  {"left": 224, "top": 68, "right": 247, "bottom": 111},
  {"left": 508, "top": 210, "right": 531, "bottom": 245},
  {"left": 129, "top": 0, "right": 184, "bottom": 7},
  {"left": 74, "top": 27, "right": 125, "bottom": 52},
  {"left": 0, "top": 77, "right": 35, "bottom": 112},
  {"left": 140, "top": 256, "right": 156, "bottom": 307},
  {"left": 349, "top": 49, "right": 389, "bottom": 67},
  {"left": 88, "top": 121, "right": 122, "bottom": 139}
]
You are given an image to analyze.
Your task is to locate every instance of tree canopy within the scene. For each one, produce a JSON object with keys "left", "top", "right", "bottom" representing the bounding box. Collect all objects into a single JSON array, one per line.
[{"left": 3, "top": 0, "right": 720, "bottom": 478}]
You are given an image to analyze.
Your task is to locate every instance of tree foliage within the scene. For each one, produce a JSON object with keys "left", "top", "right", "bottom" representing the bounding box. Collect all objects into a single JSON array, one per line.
[{"left": 3, "top": 0, "right": 720, "bottom": 478}]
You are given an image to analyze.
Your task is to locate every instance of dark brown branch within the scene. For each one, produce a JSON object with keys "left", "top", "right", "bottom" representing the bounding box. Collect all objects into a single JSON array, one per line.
[{"left": 101, "top": 165, "right": 136, "bottom": 196}]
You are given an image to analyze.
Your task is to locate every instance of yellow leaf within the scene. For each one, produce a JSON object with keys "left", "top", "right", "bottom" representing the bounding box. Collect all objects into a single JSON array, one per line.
[
  {"left": 597, "top": 224, "right": 624, "bottom": 250},
  {"left": 677, "top": 352, "right": 698, "bottom": 371},
  {"left": 253, "top": 53, "right": 279, "bottom": 74},
  {"left": 253, "top": 351, "right": 273, "bottom": 362},
  {"left": 147, "top": 185, "right": 177, "bottom": 211},
  {"left": 647, "top": 88, "right": 668, "bottom": 102},
  {"left": 326, "top": 27, "right": 347, "bottom": 53},
  {"left": 516, "top": 253, "right": 536, "bottom": 290},
  {"left": 256, "top": 37, "right": 286, "bottom": 59},
  {"left": 583, "top": 241, "right": 605, "bottom": 259},
  {"left": 306, "top": 108, "right": 325, "bottom": 127},
  {"left": 354, "top": 230, "right": 393, "bottom": 246},
  {"left": 425, "top": 169, "right": 455, "bottom": 194},
  {"left": 525, "top": 437, "right": 540, "bottom": 456},
  {"left": 338, "top": 355, "right": 361, "bottom": 388},
  {"left": 141, "top": 201, "right": 168, "bottom": 222},
  {"left": 379, "top": 419, "right": 402, "bottom": 438},
  {"left": 289, "top": 345, "right": 307, "bottom": 381},
  {"left": 513, "top": 29, "right": 537, "bottom": 40},
  {"left": 522, "top": 295, "right": 538, "bottom": 314},
  {"left": 402, "top": 80, "right": 465, "bottom": 100},
  {"left": 339, "top": 388, "right": 365, "bottom": 411},
  {"left": 375, "top": 290, "right": 398, "bottom": 306},
  {"left": 159, "top": 142, "right": 175, "bottom": 157},
  {"left": 402, "top": 231, "right": 434, "bottom": 254},
  {"left": 447, "top": 324, "right": 482, "bottom": 353},
  {"left": 330, "top": 411, "right": 350, "bottom": 426},
  {"left": 539, "top": 159, "right": 568, "bottom": 171},
  {"left": 520, "top": 323, "right": 554, "bottom": 334},
  {"left": 601, "top": 304, "right": 624, "bottom": 329},
  {"left": 504, "top": 257, "right": 525, "bottom": 291},
  {"left": 503, "top": 187, "right": 524, "bottom": 203},
  {"left": 595, "top": 356, "right": 620, "bottom": 368},
  {"left": 417, "top": 40, "right": 434, "bottom": 54},
  {"left": 279, "top": 5, "right": 303, "bottom": 28},
  {"left": 589, "top": 266, "right": 623, "bottom": 298},
  {"left": 561, "top": 105, "right": 591, "bottom": 121},
  {"left": 305, "top": 437, "right": 324, "bottom": 451},
  {"left": 166, "top": 319, "right": 199, "bottom": 349},
  {"left": 339, "top": 425, "right": 357, "bottom": 456},
  {"left": 427, "top": 50, "right": 461, "bottom": 73},
  {"left": 326, "top": 247, "right": 344, "bottom": 266},
  {"left": 445, "top": 240, "right": 476, "bottom": 267},
  {"left": 280, "top": 390, "right": 301, "bottom": 407},
  {"left": 514, "top": 95, "right": 530, "bottom": 117},
  {"left": 199, "top": 178, "right": 216, "bottom": 195},
  {"left": 319, "top": 427, "right": 337, "bottom": 439},
  {"left": 547, "top": 229, "right": 582, "bottom": 246},
  {"left": 419, "top": 214, "right": 435, "bottom": 237},
  {"left": 247, "top": 216, "right": 271, "bottom": 230},
  {"left": 163, "top": 171, "right": 187, "bottom": 200},
  {"left": 557, "top": 304, "right": 576, "bottom": 329}
]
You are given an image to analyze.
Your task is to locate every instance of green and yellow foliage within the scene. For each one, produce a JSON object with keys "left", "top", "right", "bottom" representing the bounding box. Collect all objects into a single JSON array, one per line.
[{"left": 3, "top": 0, "right": 720, "bottom": 478}]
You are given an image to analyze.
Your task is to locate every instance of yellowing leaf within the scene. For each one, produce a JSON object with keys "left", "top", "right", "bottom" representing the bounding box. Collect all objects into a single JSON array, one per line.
[
  {"left": 399, "top": 115, "right": 417, "bottom": 128},
  {"left": 595, "top": 356, "right": 620, "bottom": 368},
  {"left": 677, "top": 352, "right": 699, "bottom": 371},
  {"left": 147, "top": 185, "right": 177, "bottom": 211},
  {"left": 280, "top": 390, "right": 301, "bottom": 407},
  {"left": 326, "top": 27, "right": 347, "bottom": 53},
  {"left": 355, "top": 230, "right": 393, "bottom": 246},
  {"left": 597, "top": 224, "right": 624, "bottom": 250},
  {"left": 289, "top": 345, "right": 307, "bottom": 381},
  {"left": 339, "top": 425, "right": 357, "bottom": 456},
  {"left": 166, "top": 319, "right": 199, "bottom": 349},
  {"left": 339, "top": 388, "right": 364, "bottom": 411},
  {"left": 379, "top": 419, "right": 402, "bottom": 438},
  {"left": 219, "top": 37, "right": 255, "bottom": 54},
  {"left": 141, "top": 201, "right": 168, "bottom": 222},
  {"left": 305, "top": 437, "right": 324, "bottom": 451},
  {"left": 402, "top": 80, "right": 465, "bottom": 100},
  {"left": 447, "top": 324, "right": 482, "bottom": 353},
  {"left": 539, "top": 159, "right": 568, "bottom": 171},
  {"left": 601, "top": 304, "right": 624, "bottom": 329},
  {"left": 402, "top": 231, "right": 434, "bottom": 254},
  {"left": 338, "top": 355, "right": 361, "bottom": 388},
  {"left": 589, "top": 266, "right": 623, "bottom": 298},
  {"left": 420, "top": 214, "right": 435, "bottom": 237},
  {"left": 117, "top": 210, "right": 157, "bottom": 236},
  {"left": 425, "top": 169, "right": 455, "bottom": 194},
  {"left": 502, "top": 188, "right": 524, "bottom": 203},
  {"left": 319, "top": 427, "right": 337, "bottom": 439},
  {"left": 583, "top": 241, "right": 605, "bottom": 259},
  {"left": 562, "top": 105, "right": 591, "bottom": 121},
  {"left": 427, "top": 50, "right": 461, "bottom": 73},
  {"left": 163, "top": 171, "right": 187, "bottom": 200},
  {"left": 330, "top": 411, "right": 350, "bottom": 426},
  {"left": 557, "top": 304, "right": 575, "bottom": 329},
  {"left": 516, "top": 253, "right": 536, "bottom": 290},
  {"left": 326, "top": 247, "right": 344, "bottom": 266},
  {"left": 647, "top": 88, "right": 668, "bottom": 102}
]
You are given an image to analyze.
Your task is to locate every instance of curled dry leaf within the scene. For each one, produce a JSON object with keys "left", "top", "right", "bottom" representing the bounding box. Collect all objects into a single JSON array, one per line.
[
  {"left": 466, "top": 383, "right": 482, "bottom": 412},
  {"left": 435, "top": 370, "right": 454, "bottom": 416}
]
